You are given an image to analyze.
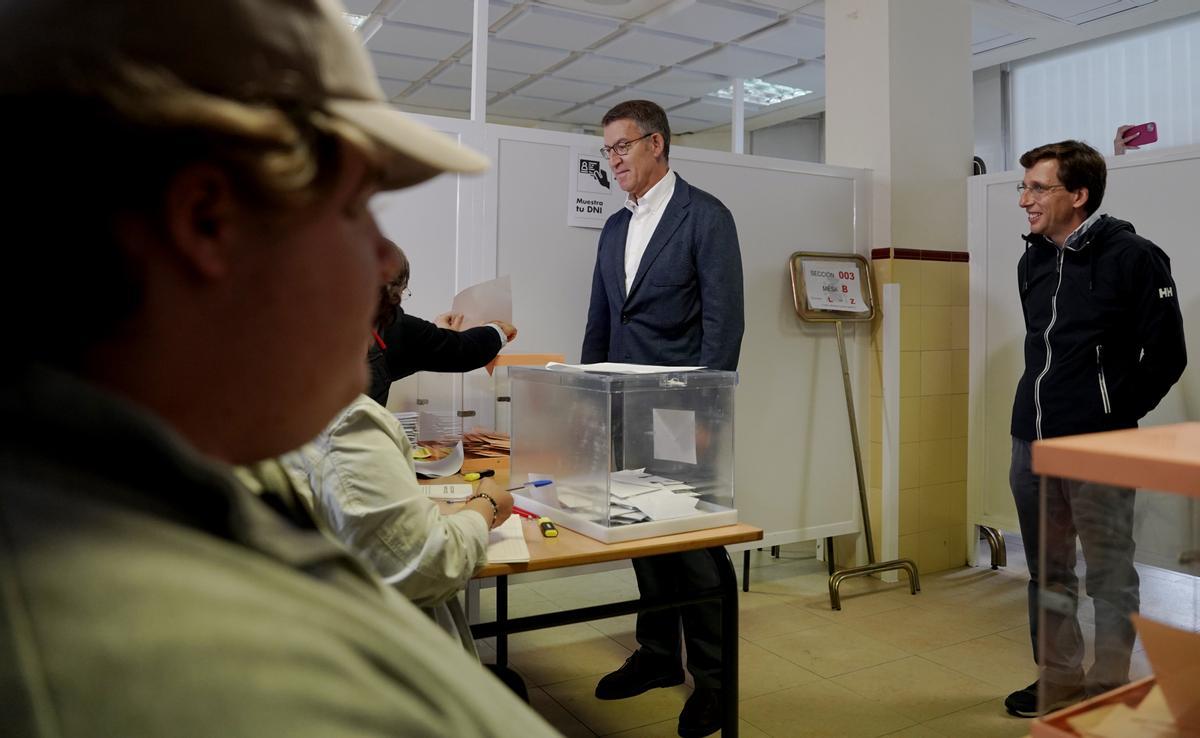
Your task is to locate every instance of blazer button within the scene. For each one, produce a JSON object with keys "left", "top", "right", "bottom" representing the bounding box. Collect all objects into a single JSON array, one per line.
[{"left": 620, "top": 313, "right": 630, "bottom": 324}]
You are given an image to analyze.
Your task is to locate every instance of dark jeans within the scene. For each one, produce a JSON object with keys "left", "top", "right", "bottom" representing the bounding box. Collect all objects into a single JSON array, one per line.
[
  {"left": 632, "top": 550, "right": 723, "bottom": 689},
  {"left": 1009, "top": 436, "right": 1139, "bottom": 693}
]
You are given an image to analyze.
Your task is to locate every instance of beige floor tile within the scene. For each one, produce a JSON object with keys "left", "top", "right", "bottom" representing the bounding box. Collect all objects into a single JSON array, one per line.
[
  {"left": 506, "top": 623, "right": 632, "bottom": 686},
  {"left": 920, "top": 698, "right": 1032, "bottom": 737},
  {"left": 754, "top": 623, "right": 909, "bottom": 678},
  {"left": 921, "top": 634, "right": 1037, "bottom": 691},
  {"left": 741, "top": 681, "right": 915, "bottom": 738},
  {"left": 880, "top": 726, "right": 944, "bottom": 738},
  {"left": 528, "top": 686, "right": 597, "bottom": 737},
  {"left": 543, "top": 675, "right": 690, "bottom": 735},
  {"left": 997, "top": 625, "right": 1031, "bottom": 645},
  {"left": 830, "top": 656, "right": 995, "bottom": 721},
  {"left": 604, "top": 717, "right": 770, "bottom": 737},
  {"left": 738, "top": 639, "right": 822, "bottom": 700},
  {"left": 588, "top": 613, "right": 640, "bottom": 652},
  {"left": 843, "top": 605, "right": 1008, "bottom": 654},
  {"left": 739, "top": 591, "right": 829, "bottom": 642}
]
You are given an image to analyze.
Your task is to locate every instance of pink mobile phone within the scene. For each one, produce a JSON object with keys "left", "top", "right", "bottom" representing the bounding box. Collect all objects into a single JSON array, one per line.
[{"left": 1125, "top": 122, "right": 1158, "bottom": 146}]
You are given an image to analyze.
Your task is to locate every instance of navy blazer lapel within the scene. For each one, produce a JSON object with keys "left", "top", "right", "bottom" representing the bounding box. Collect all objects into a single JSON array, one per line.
[
  {"left": 626, "top": 176, "right": 690, "bottom": 303},
  {"left": 607, "top": 209, "right": 632, "bottom": 301}
]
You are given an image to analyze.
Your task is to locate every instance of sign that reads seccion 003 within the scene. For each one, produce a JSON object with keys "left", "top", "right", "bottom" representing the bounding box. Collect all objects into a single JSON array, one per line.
[{"left": 803, "top": 259, "right": 868, "bottom": 313}]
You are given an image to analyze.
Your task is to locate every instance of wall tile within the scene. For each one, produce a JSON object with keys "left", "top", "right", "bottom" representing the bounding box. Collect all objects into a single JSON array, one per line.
[
  {"left": 900, "top": 442, "right": 919, "bottom": 490},
  {"left": 951, "top": 350, "right": 969, "bottom": 394},
  {"left": 900, "top": 306, "right": 921, "bottom": 351},
  {"left": 870, "top": 441, "right": 882, "bottom": 489},
  {"left": 899, "top": 533, "right": 919, "bottom": 565},
  {"left": 950, "top": 306, "right": 969, "bottom": 350},
  {"left": 921, "top": 260, "right": 955, "bottom": 306},
  {"left": 950, "top": 436, "right": 968, "bottom": 482},
  {"left": 920, "top": 351, "right": 952, "bottom": 396},
  {"left": 949, "top": 261, "right": 969, "bottom": 306},
  {"left": 951, "top": 393, "right": 969, "bottom": 438},
  {"left": 870, "top": 396, "right": 882, "bottom": 438},
  {"left": 948, "top": 524, "right": 968, "bottom": 568},
  {"left": 918, "top": 438, "right": 955, "bottom": 486},
  {"left": 900, "top": 396, "right": 920, "bottom": 443},
  {"left": 900, "top": 352, "right": 921, "bottom": 397},
  {"left": 899, "top": 487, "right": 919, "bottom": 536},
  {"left": 919, "top": 306, "right": 953, "bottom": 351},
  {"left": 870, "top": 351, "right": 882, "bottom": 398},
  {"left": 892, "top": 259, "right": 923, "bottom": 306},
  {"left": 918, "top": 529, "right": 951, "bottom": 572},
  {"left": 918, "top": 395, "right": 954, "bottom": 441}
]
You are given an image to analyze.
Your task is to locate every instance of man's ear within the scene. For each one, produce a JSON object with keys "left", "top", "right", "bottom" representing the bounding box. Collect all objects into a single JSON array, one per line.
[
  {"left": 1071, "top": 186, "right": 1090, "bottom": 214},
  {"left": 162, "top": 163, "right": 242, "bottom": 280}
]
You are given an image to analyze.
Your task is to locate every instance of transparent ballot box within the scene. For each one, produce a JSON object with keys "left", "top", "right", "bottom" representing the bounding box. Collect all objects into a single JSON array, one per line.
[
  {"left": 508, "top": 367, "right": 737, "bottom": 543},
  {"left": 1029, "top": 425, "right": 1200, "bottom": 737}
]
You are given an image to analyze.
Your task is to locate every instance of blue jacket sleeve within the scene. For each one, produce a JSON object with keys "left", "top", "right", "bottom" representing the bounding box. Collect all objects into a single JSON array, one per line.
[
  {"left": 1121, "top": 245, "right": 1187, "bottom": 421},
  {"left": 697, "top": 204, "right": 745, "bottom": 371}
]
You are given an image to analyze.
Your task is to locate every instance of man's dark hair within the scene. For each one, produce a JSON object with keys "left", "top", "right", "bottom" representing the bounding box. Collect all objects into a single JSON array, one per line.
[
  {"left": 602, "top": 100, "right": 671, "bottom": 161},
  {"left": 1019, "top": 140, "right": 1106, "bottom": 217}
]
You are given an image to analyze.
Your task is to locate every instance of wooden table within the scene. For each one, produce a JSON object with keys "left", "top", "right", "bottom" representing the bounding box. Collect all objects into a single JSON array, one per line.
[
  {"left": 1032, "top": 421, "right": 1200, "bottom": 496},
  {"left": 439, "top": 473, "right": 762, "bottom": 736}
]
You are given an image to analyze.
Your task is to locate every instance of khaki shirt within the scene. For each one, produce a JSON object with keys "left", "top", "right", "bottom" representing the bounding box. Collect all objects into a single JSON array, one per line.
[{"left": 0, "top": 368, "right": 556, "bottom": 738}]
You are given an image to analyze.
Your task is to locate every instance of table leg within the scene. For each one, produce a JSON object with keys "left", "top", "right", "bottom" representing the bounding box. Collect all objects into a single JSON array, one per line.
[
  {"left": 742, "top": 550, "right": 750, "bottom": 592},
  {"left": 496, "top": 574, "right": 508, "bottom": 667},
  {"left": 709, "top": 546, "right": 739, "bottom": 738}
]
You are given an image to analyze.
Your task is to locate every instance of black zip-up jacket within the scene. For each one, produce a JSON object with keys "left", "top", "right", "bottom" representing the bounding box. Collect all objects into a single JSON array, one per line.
[{"left": 1011, "top": 214, "right": 1186, "bottom": 441}]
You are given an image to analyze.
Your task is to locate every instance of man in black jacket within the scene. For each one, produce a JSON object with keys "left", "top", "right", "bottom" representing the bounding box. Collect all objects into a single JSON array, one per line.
[{"left": 1004, "top": 140, "right": 1186, "bottom": 717}]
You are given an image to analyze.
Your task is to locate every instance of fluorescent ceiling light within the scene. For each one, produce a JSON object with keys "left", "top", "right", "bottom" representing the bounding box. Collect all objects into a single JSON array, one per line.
[
  {"left": 343, "top": 12, "right": 369, "bottom": 30},
  {"left": 709, "top": 78, "right": 811, "bottom": 106}
]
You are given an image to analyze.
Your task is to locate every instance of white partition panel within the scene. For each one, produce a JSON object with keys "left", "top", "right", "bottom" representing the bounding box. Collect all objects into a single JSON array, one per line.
[
  {"left": 374, "top": 119, "right": 873, "bottom": 548},
  {"left": 968, "top": 145, "right": 1200, "bottom": 561}
]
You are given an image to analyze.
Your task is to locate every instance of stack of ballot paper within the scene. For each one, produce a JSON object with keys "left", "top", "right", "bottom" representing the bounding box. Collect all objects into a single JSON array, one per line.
[
  {"left": 392, "top": 411, "right": 419, "bottom": 446},
  {"left": 552, "top": 468, "right": 702, "bottom": 526},
  {"left": 463, "top": 428, "right": 510, "bottom": 458}
]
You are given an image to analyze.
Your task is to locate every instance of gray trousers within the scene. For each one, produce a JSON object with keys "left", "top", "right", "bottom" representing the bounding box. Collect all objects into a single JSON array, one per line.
[
  {"left": 633, "top": 551, "right": 723, "bottom": 689},
  {"left": 1009, "top": 437, "right": 1139, "bottom": 693}
]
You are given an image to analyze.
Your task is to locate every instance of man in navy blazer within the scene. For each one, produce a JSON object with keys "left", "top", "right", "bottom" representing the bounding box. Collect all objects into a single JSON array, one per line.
[{"left": 582, "top": 100, "right": 743, "bottom": 738}]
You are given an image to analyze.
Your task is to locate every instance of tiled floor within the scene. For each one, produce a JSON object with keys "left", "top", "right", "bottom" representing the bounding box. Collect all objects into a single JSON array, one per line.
[{"left": 472, "top": 536, "right": 1175, "bottom": 737}]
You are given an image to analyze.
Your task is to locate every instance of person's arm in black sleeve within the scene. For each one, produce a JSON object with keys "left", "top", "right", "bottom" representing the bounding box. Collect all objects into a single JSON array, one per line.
[
  {"left": 581, "top": 248, "right": 610, "bottom": 364},
  {"left": 1120, "top": 244, "right": 1187, "bottom": 422},
  {"left": 697, "top": 205, "right": 744, "bottom": 371},
  {"left": 382, "top": 311, "right": 502, "bottom": 381}
]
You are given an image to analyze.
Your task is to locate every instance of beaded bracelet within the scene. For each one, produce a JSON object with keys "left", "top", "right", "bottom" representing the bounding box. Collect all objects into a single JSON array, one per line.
[{"left": 467, "top": 492, "right": 499, "bottom": 529}]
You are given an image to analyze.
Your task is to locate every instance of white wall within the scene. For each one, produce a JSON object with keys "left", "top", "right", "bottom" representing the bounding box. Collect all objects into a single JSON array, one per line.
[
  {"left": 750, "top": 116, "right": 824, "bottom": 162},
  {"left": 973, "top": 66, "right": 1006, "bottom": 174}
]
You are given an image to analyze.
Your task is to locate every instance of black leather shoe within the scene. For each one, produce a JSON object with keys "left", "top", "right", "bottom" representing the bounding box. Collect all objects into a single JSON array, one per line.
[
  {"left": 594, "top": 650, "right": 684, "bottom": 700},
  {"left": 678, "top": 687, "right": 722, "bottom": 738}
]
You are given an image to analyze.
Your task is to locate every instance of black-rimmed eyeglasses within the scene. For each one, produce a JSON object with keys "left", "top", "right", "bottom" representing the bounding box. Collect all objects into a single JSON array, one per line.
[
  {"left": 1016, "top": 183, "right": 1067, "bottom": 198},
  {"left": 600, "top": 133, "right": 653, "bottom": 159}
]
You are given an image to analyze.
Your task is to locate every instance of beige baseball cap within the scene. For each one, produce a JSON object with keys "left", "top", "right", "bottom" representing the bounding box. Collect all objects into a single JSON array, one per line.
[{"left": 0, "top": 0, "right": 488, "bottom": 189}]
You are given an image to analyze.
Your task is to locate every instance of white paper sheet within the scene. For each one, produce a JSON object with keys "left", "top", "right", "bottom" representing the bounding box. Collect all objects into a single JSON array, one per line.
[
  {"left": 413, "top": 440, "right": 463, "bottom": 478},
  {"left": 629, "top": 489, "right": 700, "bottom": 520},
  {"left": 451, "top": 275, "right": 512, "bottom": 330},
  {"left": 423, "top": 483, "right": 472, "bottom": 501},
  {"left": 545, "top": 362, "right": 705, "bottom": 374},
  {"left": 652, "top": 408, "right": 697, "bottom": 464},
  {"left": 486, "top": 516, "right": 530, "bottom": 564}
]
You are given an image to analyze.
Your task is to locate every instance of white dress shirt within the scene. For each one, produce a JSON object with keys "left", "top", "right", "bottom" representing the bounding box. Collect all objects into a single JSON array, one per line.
[{"left": 624, "top": 169, "right": 677, "bottom": 295}]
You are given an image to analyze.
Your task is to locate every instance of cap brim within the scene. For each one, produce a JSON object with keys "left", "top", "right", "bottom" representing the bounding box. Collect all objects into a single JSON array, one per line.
[{"left": 327, "top": 99, "right": 490, "bottom": 190}]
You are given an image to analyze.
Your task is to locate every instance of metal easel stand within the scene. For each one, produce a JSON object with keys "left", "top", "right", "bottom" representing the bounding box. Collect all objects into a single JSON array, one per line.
[{"left": 825, "top": 320, "right": 920, "bottom": 610}]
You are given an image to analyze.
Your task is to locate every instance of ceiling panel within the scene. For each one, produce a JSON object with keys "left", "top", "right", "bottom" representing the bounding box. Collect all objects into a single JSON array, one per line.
[
  {"left": 369, "top": 51, "right": 440, "bottom": 81},
  {"left": 367, "top": 22, "right": 470, "bottom": 59},
  {"left": 487, "top": 38, "right": 573, "bottom": 74},
  {"left": 594, "top": 28, "right": 713, "bottom": 66},
  {"left": 748, "top": 0, "right": 821, "bottom": 10},
  {"left": 671, "top": 115, "right": 718, "bottom": 133},
  {"left": 554, "top": 53, "right": 659, "bottom": 86},
  {"left": 433, "top": 63, "right": 528, "bottom": 93},
  {"left": 1070, "top": 0, "right": 1151, "bottom": 24},
  {"left": 379, "top": 77, "right": 414, "bottom": 100},
  {"left": 636, "top": 67, "right": 729, "bottom": 97},
  {"left": 740, "top": 18, "right": 824, "bottom": 59},
  {"left": 487, "top": 94, "right": 573, "bottom": 118},
  {"left": 399, "top": 83, "right": 470, "bottom": 111},
  {"left": 682, "top": 45, "right": 796, "bottom": 79},
  {"left": 343, "top": 0, "right": 379, "bottom": 14},
  {"left": 971, "top": 17, "right": 1010, "bottom": 45},
  {"left": 535, "top": 0, "right": 678, "bottom": 21},
  {"left": 386, "top": 0, "right": 513, "bottom": 32},
  {"left": 520, "top": 75, "right": 615, "bottom": 103},
  {"left": 762, "top": 61, "right": 824, "bottom": 93},
  {"left": 1006, "top": 0, "right": 1119, "bottom": 20},
  {"left": 554, "top": 104, "right": 610, "bottom": 126},
  {"left": 670, "top": 98, "right": 747, "bottom": 122},
  {"left": 972, "top": 33, "right": 1032, "bottom": 54},
  {"left": 797, "top": 0, "right": 824, "bottom": 18},
  {"left": 642, "top": 0, "right": 779, "bottom": 44},
  {"left": 495, "top": 6, "right": 620, "bottom": 49},
  {"left": 597, "top": 87, "right": 693, "bottom": 111}
]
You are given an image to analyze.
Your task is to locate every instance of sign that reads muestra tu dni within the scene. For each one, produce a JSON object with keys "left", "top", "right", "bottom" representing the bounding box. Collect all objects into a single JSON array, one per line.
[{"left": 568, "top": 146, "right": 624, "bottom": 229}]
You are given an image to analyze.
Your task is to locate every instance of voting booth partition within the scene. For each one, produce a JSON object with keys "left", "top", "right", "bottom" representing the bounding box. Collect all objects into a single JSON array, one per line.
[
  {"left": 967, "top": 144, "right": 1200, "bottom": 569},
  {"left": 373, "top": 112, "right": 875, "bottom": 554}
]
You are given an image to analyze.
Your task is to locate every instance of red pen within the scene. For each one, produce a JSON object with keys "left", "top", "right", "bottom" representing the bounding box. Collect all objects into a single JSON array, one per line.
[{"left": 511, "top": 506, "right": 539, "bottom": 520}]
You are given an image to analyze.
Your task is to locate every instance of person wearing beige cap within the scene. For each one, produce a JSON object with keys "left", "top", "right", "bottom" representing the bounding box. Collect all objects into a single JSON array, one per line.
[{"left": 0, "top": 1, "right": 555, "bottom": 736}]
